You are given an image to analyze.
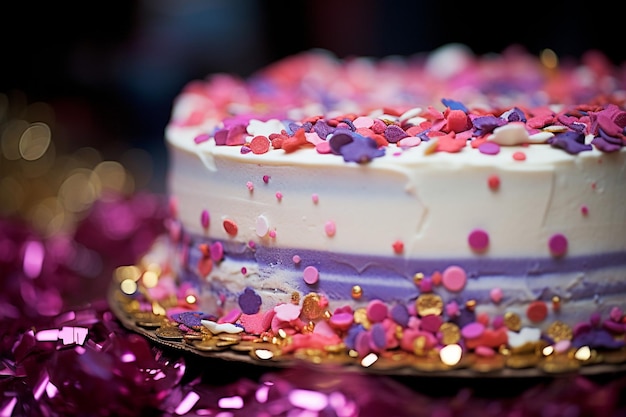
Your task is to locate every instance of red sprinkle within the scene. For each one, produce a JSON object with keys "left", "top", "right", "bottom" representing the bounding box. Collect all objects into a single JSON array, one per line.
[
  {"left": 392, "top": 240, "right": 404, "bottom": 254},
  {"left": 527, "top": 300, "right": 548, "bottom": 323},
  {"left": 250, "top": 135, "right": 271, "bottom": 154},
  {"left": 223, "top": 219, "right": 239, "bottom": 236},
  {"left": 488, "top": 174, "right": 500, "bottom": 190}
]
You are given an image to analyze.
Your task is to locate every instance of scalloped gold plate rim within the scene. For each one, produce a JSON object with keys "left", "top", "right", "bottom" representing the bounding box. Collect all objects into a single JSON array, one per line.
[{"left": 108, "top": 278, "right": 626, "bottom": 378}]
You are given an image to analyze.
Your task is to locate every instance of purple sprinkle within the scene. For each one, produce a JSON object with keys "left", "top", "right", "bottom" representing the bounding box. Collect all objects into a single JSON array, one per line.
[
  {"left": 478, "top": 141, "right": 500, "bottom": 155},
  {"left": 328, "top": 129, "right": 355, "bottom": 154},
  {"left": 238, "top": 287, "right": 262, "bottom": 315},
  {"left": 171, "top": 311, "right": 214, "bottom": 328},
  {"left": 591, "top": 136, "right": 622, "bottom": 152},
  {"left": 313, "top": 120, "right": 334, "bottom": 139},
  {"left": 338, "top": 135, "right": 385, "bottom": 163},
  {"left": 472, "top": 115, "right": 506, "bottom": 136},
  {"left": 549, "top": 131, "right": 592, "bottom": 154},
  {"left": 390, "top": 304, "right": 410, "bottom": 327},
  {"left": 370, "top": 323, "right": 387, "bottom": 350},
  {"left": 384, "top": 124, "right": 409, "bottom": 143}
]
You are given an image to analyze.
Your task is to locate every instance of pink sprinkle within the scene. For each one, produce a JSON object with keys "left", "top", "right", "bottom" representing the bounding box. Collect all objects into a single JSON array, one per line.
[
  {"left": 241, "top": 267, "right": 247, "bottom": 275},
  {"left": 263, "top": 175, "right": 270, "bottom": 184},
  {"left": 210, "top": 241, "right": 224, "bottom": 261},
  {"left": 193, "top": 133, "right": 211, "bottom": 144},
  {"left": 274, "top": 303, "right": 301, "bottom": 322},
  {"left": 475, "top": 345, "right": 496, "bottom": 357},
  {"left": 554, "top": 339, "right": 571, "bottom": 353},
  {"left": 490, "top": 287, "right": 503, "bottom": 304},
  {"left": 292, "top": 255, "right": 301, "bottom": 264},
  {"left": 311, "top": 193, "right": 319, "bottom": 204},
  {"left": 275, "top": 192, "right": 283, "bottom": 201},
  {"left": 420, "top": 314, "right": 443, "bottom": 333},
  {"left": 512, "top": 151, "right": 526, "bottom": 161},
  {"left": 200, "top": 209, "right": 210, "bottom": 230},
  {"left": 315, "top": 141, "right": 332, "bottom": 154},
  {"left": 461, "top": 322, "right": 485, "bottom": 339},
  {"left": 441, "top": 265, "right": 467, "bottom": 292},
  {"left": 218, "top": 308, "right": 242, "bottom": 324},
  {"left": 468, "top": 229, "right": 489, "bottom": 252},
  {"left": 246, "top": 181, "right": 254, "bottom": 191},
  {"left": 366, "top": 299, "right": 388, "bottom": 323},
  {"left": 548, "top": 233, "right": 568, "bottom": 257},
  {"left": 329, "top": 311, "right": 354, "bottom": 331},
  {"left": 268, "top": 229, "right": 277, "bottom": 239},
  {"left": 419, "top": 277, "right": 433, "bottom": 293},
  {"left": 445, "top": 300, "right": 460, "bottom": 317},
  {"left": 581, "top": 205, "right": 589, "bottom": 216},
  {"left": 324, "top": 220, "right": 336, "bottom": 237},
  {"left": 303, "top": 265, "right": 319, "bottom": 285}
]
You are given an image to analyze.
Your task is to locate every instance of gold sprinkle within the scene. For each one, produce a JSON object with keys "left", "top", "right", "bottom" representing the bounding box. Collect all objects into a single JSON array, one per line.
[
  {"left": 413, "top": 272, "right": 424, "bottom": 285},
  {"left": 352, "top": 308, "right": 370, "bottom": 328},
  {"left": 323, "top": 310, "right": 332, "bottom": 320},
  {"left": 546, "top": 320, "right": 573, "bottom": 342},
  {"left": 503, "top": 311, "right": 522, "bottom": 332},
  {"left": 415, "top": 293, "right": 443, "bottom": 316},
  {"left": 439, "top": 322, "right": 461, "bottom": 345},
  {"left": 291, "top": 291, "right": 300, "bottom": 304},
  {"left": 277, "top": 328, "right": 288, "bottom": 339},
  {"left": 413, "top": 335, "right": 427, "bottom": 356},
  {"left": 302, "top": 293, "right": 324, "bottom": 320},
  {"left": 465, "top": 299, "right": 476, "bottom": 311},
  {"left": 552, "top": 296, "right": 561, "bottom": 311},
  {"left": 351, "top": 285, "right": 363, "bottom": 299}
]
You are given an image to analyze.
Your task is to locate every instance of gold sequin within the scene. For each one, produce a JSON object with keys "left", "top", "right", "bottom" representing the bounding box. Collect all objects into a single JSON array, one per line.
[
  {"left": 439, "top": 322, "right": 461, "bottom": 345},
  {"left": 413, "top": 272, "right": 424, "bottom": 285},
  {"left": 302, "top": 293, "right": 324, "bottom": 320},
  {"left": 503, "top": 311, "right": 522, "bottom": 331},
  {"left": 546, "top": 320, "right": 573, "bottom": 342},
  {"left": 415, "top": 293, "right": 443, "bottom": 316}
]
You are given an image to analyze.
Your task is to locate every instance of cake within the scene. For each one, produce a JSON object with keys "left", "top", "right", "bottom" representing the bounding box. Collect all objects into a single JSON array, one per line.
[{"left": 129, "top": 44, "right": 626, "bottom": 371}]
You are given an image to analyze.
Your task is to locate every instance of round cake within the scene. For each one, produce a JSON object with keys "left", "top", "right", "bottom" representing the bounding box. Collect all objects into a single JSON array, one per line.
[{"left": 132, "top": 44, "right": 626, "bottom": 372}]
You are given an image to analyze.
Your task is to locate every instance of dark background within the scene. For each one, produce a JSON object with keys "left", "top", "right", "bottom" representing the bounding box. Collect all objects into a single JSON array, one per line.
[{"left": 1, "top": 0, "right": 623, "bottom": 192}]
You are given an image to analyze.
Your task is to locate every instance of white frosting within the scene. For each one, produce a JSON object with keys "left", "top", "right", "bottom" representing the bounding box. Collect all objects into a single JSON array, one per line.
[{"left": 166, "top": 124, "right": 626, "bottom": 259}]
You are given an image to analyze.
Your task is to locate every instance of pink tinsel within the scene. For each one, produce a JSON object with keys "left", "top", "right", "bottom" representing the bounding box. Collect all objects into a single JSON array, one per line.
[{"left": 1, "top": 192, "right": 626, "bottom": 417}]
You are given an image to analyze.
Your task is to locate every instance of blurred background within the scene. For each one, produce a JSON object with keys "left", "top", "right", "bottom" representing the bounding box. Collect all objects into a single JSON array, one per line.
[{"left": 1, "top": 0, "right": 623, "bottom": 221}]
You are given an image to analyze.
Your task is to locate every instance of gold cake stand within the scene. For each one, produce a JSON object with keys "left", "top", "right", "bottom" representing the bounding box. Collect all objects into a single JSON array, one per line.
[{"left": 108, "top": 278, "right": 626, "bottom": 378}]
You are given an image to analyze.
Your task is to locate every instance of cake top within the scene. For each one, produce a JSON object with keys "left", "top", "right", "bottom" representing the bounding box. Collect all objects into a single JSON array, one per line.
[{"left": 167, "top": 44, "right": 626, "bottom": 162}]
